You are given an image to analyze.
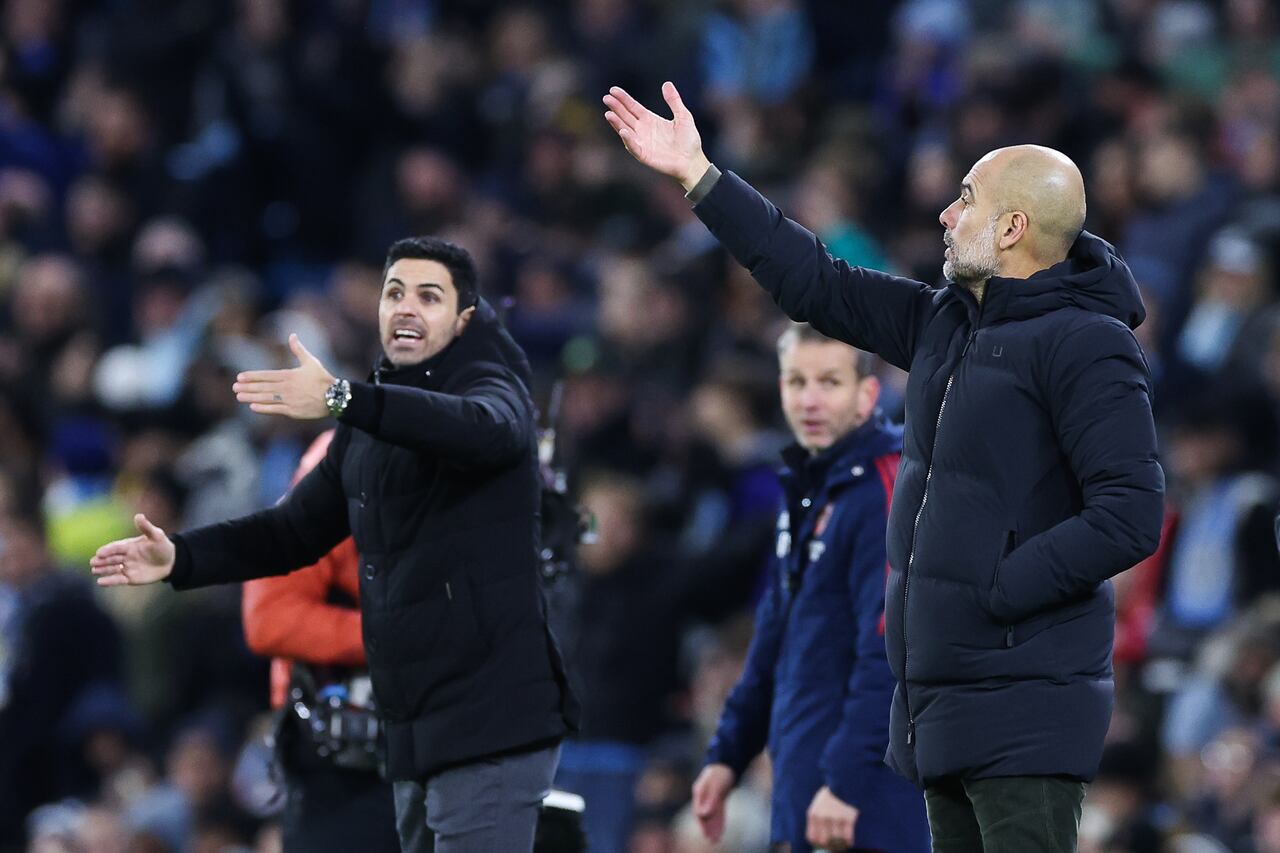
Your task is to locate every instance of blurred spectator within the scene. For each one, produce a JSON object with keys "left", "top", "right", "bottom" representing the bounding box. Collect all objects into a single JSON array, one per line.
[
  {"left": 701, "top": 0, "right": 814, "bottom": 106},
  {"left": 1177, "top": 228, "right": 1275, "bottom": 379},
  {"left": 1147, "top": 388, "right": 1280, "bottom": 661},
  {"left": 1078, "top": 741, "right": 1162, "bottom": 853},
  {"left": 559, "top": 471, "right": 756, "bottom": 853},
  {"left": 1162, "top": 615, "right": 1280, "bottom": 802},
  {"left": 0, "top": 507, "right": 124, "bottom": 849}
]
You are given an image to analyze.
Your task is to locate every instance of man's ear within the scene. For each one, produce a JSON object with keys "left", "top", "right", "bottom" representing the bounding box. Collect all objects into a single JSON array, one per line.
[
  {"left": 998, "top": 210, "right": 1029, "bottom": 250},
  {"left": 455, "top": 304, "right": 477, "bottom": 335},
  {"left": 857, "top": 375, "right": 881, "bottom": 420}
]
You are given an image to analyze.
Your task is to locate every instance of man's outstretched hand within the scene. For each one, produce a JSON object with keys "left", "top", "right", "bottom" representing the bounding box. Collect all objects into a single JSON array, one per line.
[
  {"left": 603, "top": 82, "right": 712, "bottom": 192},
  {"left": 232, "top": 333, "right": 335, "bottom": 420},
  {"left": 90, "top": 513, "right": 176, "bottom": 587}
]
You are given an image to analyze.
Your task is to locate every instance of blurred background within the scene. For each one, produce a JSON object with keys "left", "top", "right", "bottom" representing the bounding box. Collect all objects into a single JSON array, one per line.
[{"left": 1, "top": 0, "right": 1280, "bottom": 851}]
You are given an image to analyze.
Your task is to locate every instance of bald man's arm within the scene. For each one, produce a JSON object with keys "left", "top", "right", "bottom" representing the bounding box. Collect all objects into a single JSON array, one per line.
[
  {"left": 691, "top": 169, "right": 933, "bottom": 371},
  {"left": 986, "top": 318, "right": 1164, "bottom": 623}
]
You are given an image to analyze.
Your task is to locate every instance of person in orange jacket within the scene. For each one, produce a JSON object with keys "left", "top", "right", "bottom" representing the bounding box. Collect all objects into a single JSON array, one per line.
[{"left": 242, "top": 429, "right": 400, "bottom": 853}]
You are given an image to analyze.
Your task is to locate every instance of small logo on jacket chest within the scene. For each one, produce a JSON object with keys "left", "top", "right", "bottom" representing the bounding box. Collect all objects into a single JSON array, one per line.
[{"left": 776, "top": 511, "right": 791, "bottom": 558}]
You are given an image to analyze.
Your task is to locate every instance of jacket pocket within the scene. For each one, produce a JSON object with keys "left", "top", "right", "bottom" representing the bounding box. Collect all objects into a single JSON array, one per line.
[
  {"left": 1008, "top": 595, "right": 1098, "bottom": 649},
  {"left": 994, "top": 529, "right": 1017, "bottom": 648}
]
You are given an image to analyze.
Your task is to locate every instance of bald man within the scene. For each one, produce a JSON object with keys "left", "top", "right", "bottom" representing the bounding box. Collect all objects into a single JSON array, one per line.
[{"left": 604, "top": 85, "right": 1164, "bottom": 852}]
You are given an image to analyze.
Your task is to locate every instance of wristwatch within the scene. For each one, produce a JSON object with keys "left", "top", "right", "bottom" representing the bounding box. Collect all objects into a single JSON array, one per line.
[{"left": 324, "top": 378, "right": 352, "bottom": 417}]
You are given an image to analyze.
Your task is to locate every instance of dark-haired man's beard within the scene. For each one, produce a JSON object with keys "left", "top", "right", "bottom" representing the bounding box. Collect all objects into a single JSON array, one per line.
[{"left": 944, "top": 217, "right": 1001, "bottom": 294}]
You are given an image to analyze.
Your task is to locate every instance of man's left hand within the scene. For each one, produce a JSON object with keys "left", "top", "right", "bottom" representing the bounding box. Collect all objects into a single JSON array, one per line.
[
  {"left": 233, "top": 333, "right": 335, "bottom": 420},
  {"left": 806, "top": 786, "right": 858, "bottom": 850}
]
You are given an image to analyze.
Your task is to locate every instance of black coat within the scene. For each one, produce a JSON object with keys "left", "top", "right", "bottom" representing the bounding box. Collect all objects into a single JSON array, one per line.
[
  {"left": 169, "top": 301, "right": 578, "bottom": 780},
  {"left": 693, "top": 170, "right": 1164, "bottom": 786}
]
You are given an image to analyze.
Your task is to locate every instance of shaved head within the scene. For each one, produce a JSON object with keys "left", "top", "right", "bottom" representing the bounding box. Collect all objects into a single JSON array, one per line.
[
  {"left": 939, "top": 144, "right": 1087, "bottom": 290},
  {"left": 978, "top": 145, "right": 1087, "bottom": 263}
]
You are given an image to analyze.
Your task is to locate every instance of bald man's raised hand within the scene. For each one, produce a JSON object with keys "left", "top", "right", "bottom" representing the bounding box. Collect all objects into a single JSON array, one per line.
[
  {"left": 89, "top": 513, "right": 175, "bottom": 587},
  {"left": 603, "top": 83, "right": 712, "bottom": 192}
]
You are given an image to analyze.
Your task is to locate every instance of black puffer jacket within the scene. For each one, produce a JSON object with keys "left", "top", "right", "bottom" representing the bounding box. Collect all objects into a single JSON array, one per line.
[
  {"left": 169, "top": 300, "right": 579, "bottom": 780},
  {"left": 693, "top": 170, "right": 1164, "bottom": 786}
]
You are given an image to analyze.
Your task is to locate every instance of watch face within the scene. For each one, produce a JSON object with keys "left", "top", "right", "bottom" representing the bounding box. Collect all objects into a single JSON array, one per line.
[{"left": 326, "top": 380, "right": 350, "bottom": 415}]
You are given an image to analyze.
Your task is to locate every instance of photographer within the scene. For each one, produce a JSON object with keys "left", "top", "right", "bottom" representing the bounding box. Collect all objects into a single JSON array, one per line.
[
  {"left": 91, "top": 237, "right": 579, "bottom": 853},
  {"left": 241, "top": 429, "right": 399, "bottom": 853}
]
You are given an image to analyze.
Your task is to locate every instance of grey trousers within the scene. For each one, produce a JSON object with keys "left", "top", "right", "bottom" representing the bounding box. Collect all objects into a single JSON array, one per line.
[{"left": 393, "top": 743, "right": 561, "bottom": 853}]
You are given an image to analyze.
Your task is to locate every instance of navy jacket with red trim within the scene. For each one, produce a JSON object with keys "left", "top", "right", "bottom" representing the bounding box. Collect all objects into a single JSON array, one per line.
[{"left": 706, "top": 415, "right": 929, "bottom": 852}]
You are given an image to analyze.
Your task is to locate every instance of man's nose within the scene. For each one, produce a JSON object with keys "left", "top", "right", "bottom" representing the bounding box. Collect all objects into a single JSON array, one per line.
[{"left": 939, "top": 200, "right": 958, "bottom": 228}]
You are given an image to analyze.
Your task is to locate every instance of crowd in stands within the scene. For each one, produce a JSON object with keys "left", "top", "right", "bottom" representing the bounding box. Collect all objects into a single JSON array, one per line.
[{"left": 3, "top": 0, "right": 1280, "bottom": 851}]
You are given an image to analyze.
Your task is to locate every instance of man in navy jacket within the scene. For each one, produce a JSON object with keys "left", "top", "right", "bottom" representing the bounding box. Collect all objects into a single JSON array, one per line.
[
  {"left": 604, "top": 84, "right": 1164, "bottom": 852},
  {"left": 692, "top": 324, "right": 929, "bottom": 852}
]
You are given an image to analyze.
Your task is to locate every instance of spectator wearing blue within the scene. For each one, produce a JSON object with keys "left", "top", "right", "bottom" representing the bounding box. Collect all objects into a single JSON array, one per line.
[
  {"left": 692, "top": 323, "right": 929, "bottom": 852},
  {"left": 605, "top": 83, "right": 1164, "bottom": 852}
]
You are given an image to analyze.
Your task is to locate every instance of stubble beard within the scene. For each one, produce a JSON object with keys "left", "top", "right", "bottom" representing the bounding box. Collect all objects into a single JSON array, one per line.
[{"left": 943, "top": 216, "right": 1002, "bottom": 286}]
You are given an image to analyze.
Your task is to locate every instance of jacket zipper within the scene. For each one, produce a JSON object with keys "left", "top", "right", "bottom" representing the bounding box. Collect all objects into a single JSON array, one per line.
[{"left": 902, "top": 328, "right": 977, "bottom": 747}]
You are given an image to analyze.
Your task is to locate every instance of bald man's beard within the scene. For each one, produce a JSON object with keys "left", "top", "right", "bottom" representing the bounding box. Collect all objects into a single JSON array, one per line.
[{"left": 944, "top": 216, "right": 1002, "bottom": 286}]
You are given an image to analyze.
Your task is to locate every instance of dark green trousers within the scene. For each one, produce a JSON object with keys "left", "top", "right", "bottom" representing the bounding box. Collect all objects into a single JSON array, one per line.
[{"left": 924, "top": 776, "right": 1085, "bottom": 853}]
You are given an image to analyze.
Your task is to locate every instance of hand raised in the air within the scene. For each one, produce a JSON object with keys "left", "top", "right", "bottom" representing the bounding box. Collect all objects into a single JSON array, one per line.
[
  {"left": 603, "top": 82, "right": 712, "bottom": 192},
  {"left": 90, "top": 513, "right": 176, "bottom": 587}
]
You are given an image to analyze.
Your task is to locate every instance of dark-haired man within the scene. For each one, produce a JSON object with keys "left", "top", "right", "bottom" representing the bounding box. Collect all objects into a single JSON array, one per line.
[{"left": 91, "top": 237, "right": 579, "bottom": 853}]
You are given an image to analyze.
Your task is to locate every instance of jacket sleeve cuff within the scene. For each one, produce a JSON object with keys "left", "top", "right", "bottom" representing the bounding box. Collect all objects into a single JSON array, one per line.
[
  {"left": 337, "top": 380, "right": 382, "bottom": 434},
  {"left": 823, "top": 765, "right": 874, "bottom": 812},
  {"left": 166, "top": 534, "right": 194, "bottom": 590},
  {"left": 704, "top": 742, "right": 750, "bottom": 781},
  {"left": 685, "top": 163, "right": 722, "bottom": 205}
]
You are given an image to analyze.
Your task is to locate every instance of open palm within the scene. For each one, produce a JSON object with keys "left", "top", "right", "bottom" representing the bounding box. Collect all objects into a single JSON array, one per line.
[
  {"left": 603, "top": 82, "right": 710, "bottom": 189},
  {"left": 90, "top": 513, "right": 176, "bottom": 587}
]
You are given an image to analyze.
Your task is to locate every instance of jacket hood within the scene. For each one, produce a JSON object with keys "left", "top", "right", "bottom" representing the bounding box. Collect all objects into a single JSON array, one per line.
[
  {"left": 375, "top": 298, "right": 533, "bottom": 392},
  {"left": 974, "top": 231, "right": 1147, "bottom": 330}
]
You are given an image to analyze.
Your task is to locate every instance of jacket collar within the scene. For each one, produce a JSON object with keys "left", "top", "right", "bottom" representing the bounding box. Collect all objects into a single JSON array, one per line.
[
  {"left": 780, "top": 413, "right": 901, "bottom": 495},
  {"left": 942, "top": 230, "right": 1146, "bottom": 330}
]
